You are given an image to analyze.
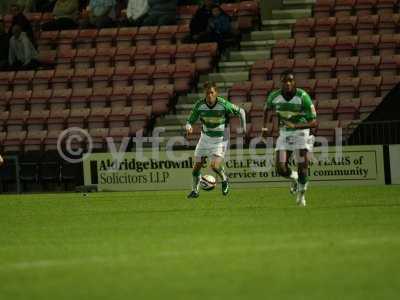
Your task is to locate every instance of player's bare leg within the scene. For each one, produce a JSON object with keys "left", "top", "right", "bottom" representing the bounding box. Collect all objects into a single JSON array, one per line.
[
  {"left": 276, "top": 150, "right": 298, "bottom": 194},
  {"left": 187, "top": 157, "right": 205, "bottom": 199},
  {"left": 296, "top": 149, "right": 309, "bottom": 206},
  {"left": 210, "top": 156, "right": 229, "bottom": 195}
]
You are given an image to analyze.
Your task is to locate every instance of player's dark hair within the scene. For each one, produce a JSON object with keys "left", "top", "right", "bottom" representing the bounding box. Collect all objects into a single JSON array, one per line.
[
  {"left": 280, "top": 69, "right": 295, "bottom": 80},
  {"left": 203, "top": 81, "right": 218, "bottom": 91}
]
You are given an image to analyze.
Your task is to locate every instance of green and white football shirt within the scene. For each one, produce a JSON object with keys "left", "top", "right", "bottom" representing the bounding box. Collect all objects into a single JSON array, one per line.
[
  {"left": 187, "top": 96, "right": 243, "bottom": 138},
  {"left": 265, "top": 88, "right": 317, "bottom": 131}
]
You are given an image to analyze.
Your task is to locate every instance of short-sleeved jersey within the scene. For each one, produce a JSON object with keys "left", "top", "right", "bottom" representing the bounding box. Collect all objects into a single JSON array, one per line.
[
  {"left": 187, "top": 96, "right": 242, "bottom": 138},
  {"left": 266, "top": 88, "right": 317, "bottom": 131}
]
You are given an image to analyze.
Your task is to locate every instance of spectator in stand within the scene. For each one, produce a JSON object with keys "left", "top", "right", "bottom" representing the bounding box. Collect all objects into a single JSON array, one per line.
[
  {"left": 141, "top": 0, "right": 176, "bottom": 26},
  {"left": 81, "top": 0, "right": 117, "bottom": 28},
  {"left": 35, "top": 0, "right": 57, "bottom": 12},
  {"left": 8, "top": 3, "right": 36, "bottom": 48},
  {"left": 207, "top": 5, "right": 232, "bottom": 49},
  {"left": 8, "top": 24, "right": 39, "bottom": 70},
  {"left": 184, "top": 0, "right": 214, "bottom": 43},
  {"left": 41, "top": 0, "right": 79, "bottom": 31},
  {"left": 15, "top": 0, "right": 36, "bottom": 12},
  {"left": 0, "top": 18, "right": 10, "bottom": 69},
  {"left": 125, "top": 0, "right": 149, "bottom": 27}
]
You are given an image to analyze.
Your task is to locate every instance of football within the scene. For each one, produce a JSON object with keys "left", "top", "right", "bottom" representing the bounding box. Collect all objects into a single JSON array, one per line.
[{"left": 200, "top": 174, "right": 217, "bottom": 191}]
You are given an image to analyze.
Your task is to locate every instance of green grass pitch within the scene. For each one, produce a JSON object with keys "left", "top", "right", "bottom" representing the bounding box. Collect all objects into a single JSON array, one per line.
[{"left": 1, "top": 186, "right": 400, "bottom": 300}]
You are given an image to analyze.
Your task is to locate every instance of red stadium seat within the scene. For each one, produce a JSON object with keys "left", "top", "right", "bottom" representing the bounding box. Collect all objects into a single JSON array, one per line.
[
  {"left": 359, "top": 96, "right": 383, "bottom": 119},
  {"left": 71, "top": 68, "right": 94, "bottom": 89},
  {"left": 379, "top": 55, "right": 400, "bottom": 76},
  {"left": 130, "top": 85, "right": 154, "bottom": 107},
  {"left": 336, "top": 98, "right": 360, "bottom": 120},
  {"left": 314, "top": 0, "right": 335, "bottom": 18},
  {"left": 358, "top": 56, "right": 380, "bottom": 77},
  {"left": 336, "top": 56, "right": 358, "bottom": 77},
  {"left": 95, "top": 28, "right": 117, "bottom": 48},
  {"left": 356, "top": 15, "right": 378, "bottom": 35},
  {"left": 92, "top": 67, "right": 114, "bottom": 89},
  {"left": 194, "top": 43, "right": 218, "bottom": 72},
  {"left": 271, "top": 38, "right": 294, "bottom": 59},
  {"left": 358, "top": 34, "right": 380, "bottom": 57},
  {"left": 173, "top": 63, "right": 195, "bottom": 93},
  {"left": 89, "top": 87, "right": 112, "bottom": 108},
  {"left": 56, "top": 48, "right": 76, "bottom": 69},
  {"left": 108, "top": 107, "right": 132, "bottom": 127},
  {"left": 114, "top": 47, "right": 136, "bottom": 67},
  {"left": 378, "top": 34, "right": 400, "bottom": 56},
  {"left": 3, "top": 131, "right": 27, "bottom": 153},
  {"left": 111, "top": 66, "right": 135, "bottom": 87},
  {"left": 94, "top": 47, "right": 116, "bottom": 68},
  {"left": 0, "top": 71, "right": 14, "bottom": 92},
  {"left": 229, "top": 82, "right": 252, "bottom": 104},
  {"left": 293, "top": 37, "right": 316, "bottom": 59},
  {"left": 109, "top": 86, "right": 133, "bottom": 108},
  {"left": 88, "top": 108, "right": 110, "bottom": 129},
  {"left": 24, "top": 130, "right": 47, "bottom": 152},
  {"left": 88, "top": 127, "right": 109, "bottom": 149},
  {"left": 52, "top": 68, "right": 73, "bottom": 90},
  {"left": 153, "top": 64, "right": 175, "bottom": 85},
  {"left": 67, "top": 108, "right": 90, "bottom": 128},
  {"left": 316, "top": 120, "right": 339, "bottom": 144},
  {"left": 175, "top": 44, "right": 196, "bottom": 64},
  {"left": 314, "top": 78, "right": 338, "bottom": 100},
  {"left": 13, "top": 70, "right": 35, "bottom": 91},
  {"left": 155, "top": 25, "right": 178, "bottom": 45},
  {"left": 293, "top": 18, "right": 315, "bottom": 38},
  {"left": 58, "top": 29, "right": 78, "bottom": 50},
  {"left": 48, "top": 89, "right": 71, "bottom": 110},
  {"left": 376, "top": 0, "right": 398, "bottom": 14},
  {"left": 70, "top": 88, "right": 92, "bottom": 109},
  {"left": 335, "top": 36, "right": 358, "bottom": 57},
  {"left": 334, "top": 0, "right": 356, "bottom": 16},
  {"left": 132, "top": 65, "right": 155, "bottom": 86},
  {"left": 271, "top": 59, "right": 294, "bottom": 82},
  {"left": 337, "top": 77, "right": 360, "bottom": 99},
  {"left": 335, "top": 16, "right": 357, "bottom": 37},
  {"left": 135, "top": 26, "right": 158, "bottom": 46},
  {"left": 74, "top": 48, "right": 96, "bottom": 69},
  {"left": 9, "top": 90, "right": 30, "bottom": 112},
  {"left": 26, "top": 109, "right": 49, "bottom": 131},
  {"left": 32, "top": 69, "right": 54, "bottom": 91},
  {"left": 75, "top": 29, "right": 97, "bottom": 49},
  {"left": 250, "top": 59, "right": 273, "bottom": 81},
  {"left": 293, "top": 58, "right": 315, "bottom": 79},
  {"left": 315, "top": 36, "right": 336, "bottom": 58},
  {"left": 30, "top": 89, "right": 52, "bottom": 111},
  {"left": 154, "top": 44, "right": 176, "bottom": 65},
  {"left": 314, "top": 17, "right": 336, "bottom": 37},
  {"left": 377, "top": 14, "right": 399, "bottom": 34},
  {"left": 116, "top": 27, "right": 138, "bottom": 48},
  {"left": 359, "top": 76, "right": 382, "bottom": 98},
  {"left": 354, "top": 0, "right": 377, "bottom": 15},
  {"left": 133, "top": 45, "right": 156, "bottom": 66},
  {"left": 38, "top": 30, "right": 59, "bottom": 51}
]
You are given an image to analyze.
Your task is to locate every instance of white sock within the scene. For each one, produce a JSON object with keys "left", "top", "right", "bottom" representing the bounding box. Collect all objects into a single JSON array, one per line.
[
  {"left": 289, "top": 170, "right": 298, "bottom": 182},
  {"left": 298, "top": 182, "right": 309, "bottom": 193}
]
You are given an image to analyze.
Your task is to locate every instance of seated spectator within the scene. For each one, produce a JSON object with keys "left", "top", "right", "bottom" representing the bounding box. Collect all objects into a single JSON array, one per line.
[
  {"left": 141, "top": 0, "right": 176, "bottom": 26},
  {"left": 42, "top": 0, "right": 79, "bottom": 31},
  {"left": 0, "top": 18, "right": 9, "bottom": 69},
  {"left": 184, "top": 0, "right": 214, "bottom": 43},
  {"left": 125, "top": 0, "right": 149, "bottom": 27},
  {"left": 8, "top": 3, "right": 36, "bottom": 48},
  {"left": 8, "top": 24, "right": 39, "bottom": 70},
  {"left": 81, "top": 0, "right": 117, "bottom": 28},
  {"left": 15, "top": 0, "right": 35, "bottom": 12},
  {"left": 35, "top": 0, "right": 57, "bottom": 12},
  {"left": 207, "top": 5, "right": 232, "bottom": 46}
]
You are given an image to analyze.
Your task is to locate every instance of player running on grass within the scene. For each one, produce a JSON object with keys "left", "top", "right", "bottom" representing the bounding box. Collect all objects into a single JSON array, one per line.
[
  {"left": 186, "top": 81, "right": 246, "bottom": 198},
  {"left": 262, "top": 70, "right": 317, "bottom": 206}
]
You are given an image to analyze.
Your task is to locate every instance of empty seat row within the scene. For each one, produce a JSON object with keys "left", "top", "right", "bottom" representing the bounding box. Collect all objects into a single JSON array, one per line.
[
  {"left": 314, "top": 0, "right": 399, "bottom": 17},
  {"left": 0, "top": 127, "right": 141, "bottom": 153},
  {"left": 251, "top": 56, "right": 400, "bottom": 81},
  {"left": 272, "top": 34, "right": 400, "bottom": 59},
  {"left": 0, "top": 66, "right": 195, "bottom": 93},
  {"left": 0, "top": 106, "right": 152, "bottom": 133},
  {"left": 38, "top": 25, "right": 192, "bottom": 50},
  {"left": 0, "top": 85, "right": 174, "bottom": 112},
  {"left": 36, "top": 43, "right": 217, "bottom": 72},
  {"left": 293, "top": 14, "right": 400, "bottom": 37},
  {"left": 229, "top": 77, "right": 397, "bottom": 102}
]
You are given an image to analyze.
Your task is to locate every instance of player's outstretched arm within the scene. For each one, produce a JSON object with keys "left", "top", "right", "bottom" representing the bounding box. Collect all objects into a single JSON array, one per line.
[
  {"left": 185, "top": 101, "right": 201, "bottom": 136},
  {"left": 238, "top": 107, "right": 246, "bottom": 134}
]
